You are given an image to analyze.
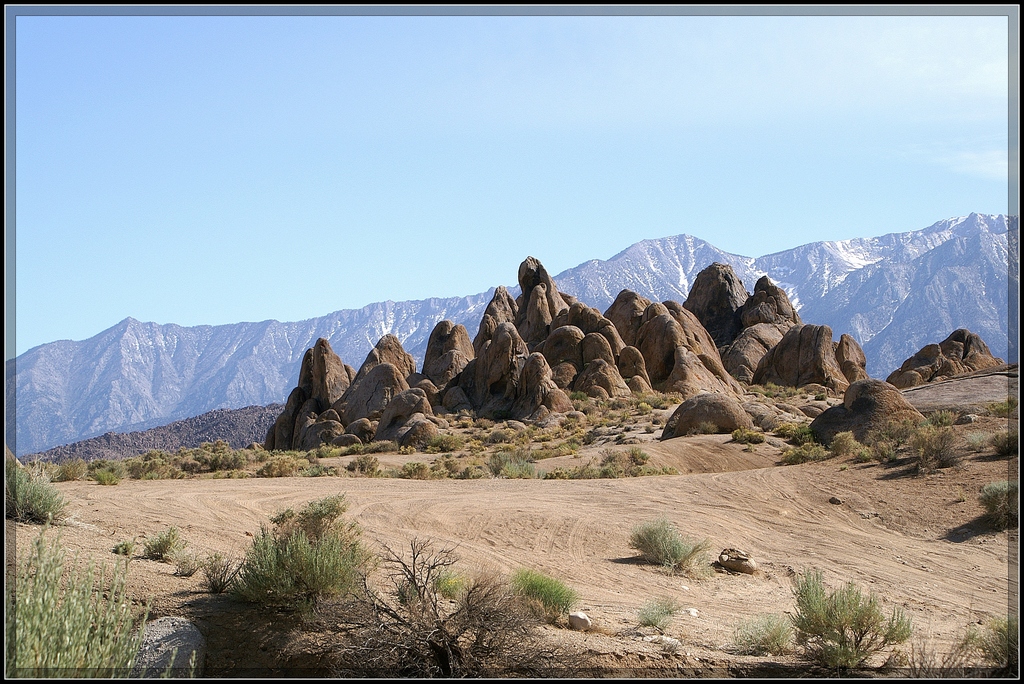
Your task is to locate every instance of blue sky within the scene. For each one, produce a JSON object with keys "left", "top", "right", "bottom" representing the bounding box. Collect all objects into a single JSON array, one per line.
[{"left": 10, "top": 10, "right": 1012, "bottom": 358}]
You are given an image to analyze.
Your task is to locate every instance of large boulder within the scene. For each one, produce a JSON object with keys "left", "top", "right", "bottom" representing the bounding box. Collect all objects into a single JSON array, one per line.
[
  {"left": 664, "top": 345, "right": 743, "bottom": 400},
  {"left": 722, "top": 323, "right": 787, "bottom": 384},
  {"left": 751, "top": 324, "right": 850, "bottom": 394},
  {"left": 515, "top": 257, "right": 569, "bottom": 331},
  {"left": 353, "top": 334, "right": 416, "bottom": 384},
  {"left": 539, "top": 325, "right": 585, "bottom": 371},
  {"left": 423, "top": 320, "right": 475, "bottom": 388},
  {"left": 834, "top": 333, "right": 870, "bottom": 384},
  {"left": 886, "top": 329, "right": 1005, "bottom": 389},
  {"left": 473, "top": 286, "right": 519, "bottom": 355},
  {"left": 737, "top": 276, "right": 801, "bottom": 329},
  {"left": 635, "top": 303, "right": 741, "bottom": 397},
  {"left": 635, "top": 308, "right": 689, "bottom": 387},
  {"left": 661, "top": 392, "right": 754, "bottom": 440},
  {"left": 573, "top": 358, "right": 632, "bottom": 399},
  {"left": 265, "top": 386, "right": 308, "bottom": 451},
  {"left": 617, "top": 345, "right": 651, "bottom": 390},
  {"left": 563, "top": 302, "right": 625, "bottom": 359},
  {"left": 467, "top": 322, "right": 529, "bottom": 417},
  {"left": 333, "top": 363, "right": 410, "bottom": 425},
  {"left": 295, "top": 417, "right": 346, "bottom": 452},
  {"left": 310, "top": 338, "right": 356, "bottom": 407},
  {"left": 374, "top": 388, "right": 441, "bottom": 446},
  {"left": 512, "top": 353, "right": 573, "bottom": 420},
  {"left": 682, "top": 263, "right": 749, "bottom": 348},
  {"left": 581, "top": 332, "right": 615, "bottom": 366},
  {"left": 809, "top": 378, "right": 924, "bottom": 444},
  {"left": 519, "top": 282, "right": 555, "bottom": 347},
  {"left": 604, "top": 289, "right": 653, "bottom": 348}
]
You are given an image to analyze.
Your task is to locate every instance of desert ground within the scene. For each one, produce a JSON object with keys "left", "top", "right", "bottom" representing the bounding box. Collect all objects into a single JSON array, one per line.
[{"left": 10, "top": 376, "right": 1018, "bottom": 677}]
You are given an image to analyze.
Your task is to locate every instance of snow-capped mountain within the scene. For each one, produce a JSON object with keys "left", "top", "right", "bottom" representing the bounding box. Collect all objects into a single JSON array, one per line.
[{"left": 7, "top": 213, "right": 1015, "bottom": 457}]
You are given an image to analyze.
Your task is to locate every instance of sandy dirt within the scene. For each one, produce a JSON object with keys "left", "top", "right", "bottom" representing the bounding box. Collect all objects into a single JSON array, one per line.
[{"left": 11, "top": 419, "right": 1017, "bottom": 676}]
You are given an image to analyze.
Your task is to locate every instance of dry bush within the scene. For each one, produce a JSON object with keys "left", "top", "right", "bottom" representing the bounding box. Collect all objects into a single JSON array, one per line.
[
  {"left": 991, "top": 430, "right": 1018, "bottom": 457},
  {"left": 912, "top": 426, "right": 959, "bottom": 472},
  {"left": 331, "top": 540, "right": 577, "bottom": 678},
  {"left": 829, "top": 431, "right": 858, "bottom": 458},
  {"left": 731, "top": 428, "right": 765, "bottom": 445},
  {"left": 733, "top": 614, "right": 794, "bottom": 655},
  {"left": 628, "top": 518, "right": 711, "bottom": 576},
  {"left": 978, "top": 480, "right": 1018, "bottom": 530}
]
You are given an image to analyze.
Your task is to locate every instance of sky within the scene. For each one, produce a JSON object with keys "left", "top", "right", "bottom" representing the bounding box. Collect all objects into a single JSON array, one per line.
[{"left": 9, "top": 7, "right": 1014, "bottom": 359}]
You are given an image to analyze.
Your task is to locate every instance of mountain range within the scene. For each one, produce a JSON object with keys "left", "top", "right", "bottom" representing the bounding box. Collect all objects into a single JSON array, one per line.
[{"left": 8, "top": 212, "right": 1015, "bottom": 457}]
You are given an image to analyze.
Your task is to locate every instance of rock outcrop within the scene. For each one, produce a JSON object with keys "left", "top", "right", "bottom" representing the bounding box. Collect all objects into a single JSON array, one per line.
[
  {"left": 751, "top": 324, "right": 850, "bottom": 394},
  {"left": 834, "top": 333, "right": 870, "bottom": 384},
  {"left": 511, "top": 353, "right": 574, "bottom": 420},
  {"left": 515, "top": 257, "right": 571, "bottom": 347},
  {"left": 573, "top": 358, "right": 632, "bottom": 400},
  {"left": 265, "top": 337, "right": 357, "bottom": 451},
  {"left": 634, "top": 302, "right": 742, "bottom": 399},
  {"left": 722, "top": 276, "right": 802, "bottom": 383},
  {"left": 473, "top": 286, "right": 519, "bottom": 355},
  {"left": 661, "top": 392, "right": 754, "bottom": 439},
  {"left": 737, "top": 275, "right": 801, "bottom": 329},
  {"left": 722, "top": 323, "right": 788, "bottom": 384},
  {"left": 682, "top": 263, "right": 750, "bottom": 348},
  {"left": 886, "top": 329, "right": 1005, "bottom": 389},
  {"left": 422, "top": 320, "right": 474, "bottom": 389},
  {"left": 604, "top": 289, "right": 653, "bottom": 348},
  {"left": 333, "top": 363, "right": 410, "bottom": 425},
  {"left": 373, "top": 388, "right": 443, "bottom": 447},
  {"left": 353, "top": 334, "right": 416, "bottom": 385},
  {"left": 809, "top": 378, "right": 924, "bottom": 444}
]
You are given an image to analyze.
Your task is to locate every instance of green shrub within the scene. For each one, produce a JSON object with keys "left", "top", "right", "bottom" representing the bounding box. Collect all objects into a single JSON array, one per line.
[
  {"left": 864, "top": 419, "right": 917, "bottom": 450},
  {"left": 112, "top": 540, "right": 135, "bottom": 557},
  {"left": 924, "top": 410, "right": 957, "bottom": 427},
  {"left": 300, "top": 463, "right": 335, "bottom": 477},
  {"left": 346, "top": 454, "right": 380, "bottom": 475},
  {"left": 201, "top": 553, "right": 241, "bottom": 594},
  {"left": 92, "top": 468, "right": 122, "bottom": 485},
  {"left": 5, "top": 529, "right": 147, "bottom": 677},
  {"left": 986, "top": 397, "right": 1018, "bottom": 418},
  {"left": 733, "top": 613, "right": 795, "bottom": 656},
  {"left": 774, "top": 422, "right": 800, "bottom": 439},
  {"left": 488, "top": 450, "right": 536, "bottom": 479},
  {"left": 976, "top": 616, "right": 1018, "bottom": 671},
  {"left": 5, "top": 459, "right": 69, "bottom": 524},
  {"left": 54, "top": 458, "right": 87, "bottom": 482},
  {"left": 912, "top": 426, "right": 959, "bottom": 471},
  {"left": 511, "top": 568, "right": 579, "bottom": 622},
  {"left": 233, "top": 495, "right": 366, "bottom": 610},
  {"left": 732, "top": 428, "right": 765, "bottom": 444},
  {"left": 143, "top": 527, "right": 186, "bottom": 562},
  {"left": 829, "top": 431, "right": 858, "bottom": 458},
  {"left": 255, "top": 455, "right": 303, "bottom": 478},
  {"left": 425, "top": 433, "right": 465, "bottom": 453},
  {"left": 978, "top": 481, "right": 1018, "bottom": 530},
  {"left": 628, "top": 518, "right": 711, "bottom": 576},
  {"left": 637, "top": 597, "right": 681, "bottom": 631},
  {"left": 791, "top": 568, "right": 912, "bottom": 668},
  {"left": 991, "top": 430, "right": 1018, "bottom": 457},
  {"left": 781, "top": 443, "right": 829, "bottom": 464},
  {"left": 399, "top": 462, "right": 431, "bottom": 480},
  {"left": 173, "top": 552, "right": 201, "bottom": 577},
  {"left": 967, "top": 432, "right": 992, "bottom": 452},
  {"left": 486, "top": 428, "right": 515, "bottom": 444},
  {"left": 433, "top": 568, "right": 467, "bottom": 600}
]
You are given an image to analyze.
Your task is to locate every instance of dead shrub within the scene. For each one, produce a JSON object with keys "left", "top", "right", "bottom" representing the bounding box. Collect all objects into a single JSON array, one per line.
[{"left": 330, "top": 540, "right": 578, "bottom": 677}]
